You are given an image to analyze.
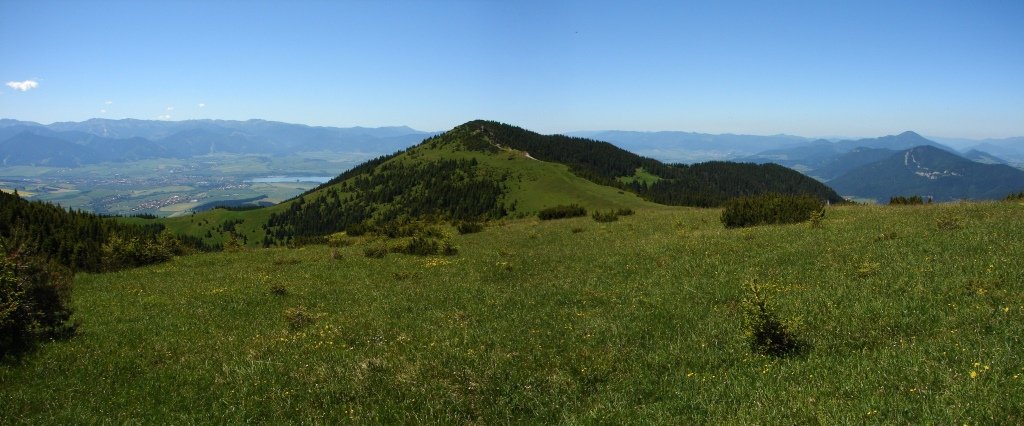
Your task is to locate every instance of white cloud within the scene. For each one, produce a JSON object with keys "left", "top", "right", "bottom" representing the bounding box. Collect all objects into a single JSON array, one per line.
[
  {"left": 157, "top": 114, "right": 172, "bottom": 120},
  {"left": 198, "top": 103, "right": 205, "bottom": 108},
  {"left": 105, "top": 100, "right": 113, "bottom": 105},
  {"left": 100, "top": 109, "right": 107, "bottom": 113},
  {"left": 166, "top": 106, "right": 174, "bottom": 111},
  {"left": 6, "top": 80, "right": 39, "bottom": 91}
]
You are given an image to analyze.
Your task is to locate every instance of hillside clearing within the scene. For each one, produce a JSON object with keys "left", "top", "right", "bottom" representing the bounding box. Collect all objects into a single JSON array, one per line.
[{"left": 2, "top": 203, "right": 1023, "bottom": 422}]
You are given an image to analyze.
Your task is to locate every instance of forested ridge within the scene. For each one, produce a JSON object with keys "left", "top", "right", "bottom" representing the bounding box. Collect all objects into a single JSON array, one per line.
[
  {"left": 0, "top": 191, "right": 205, "bottom": 272},
  {"left": 264, "top": 157, "right": 507, "bottom": 245},
  {"left": 461, "top": 120, "right": 845, "bottom": 206},
  {"left": 257, "top": 120, "right": 844, "bottom": 244}
]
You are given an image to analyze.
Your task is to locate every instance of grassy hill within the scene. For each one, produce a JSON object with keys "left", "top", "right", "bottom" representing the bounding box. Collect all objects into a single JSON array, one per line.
[
  {"left": 145, "top": 120, "right": 840, "bottom": 247},
  {"left": 2, "top": 201, "right": 1022, "bottom": 422}
]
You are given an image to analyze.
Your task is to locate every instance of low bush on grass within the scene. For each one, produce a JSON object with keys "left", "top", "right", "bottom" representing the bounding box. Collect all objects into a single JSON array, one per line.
[
  {"left": 889, "top": 195, "right": 930, "bottom": 205},
  {"left": 1005, "top": 191, "right": 1024, "bottom": 201},
  {"left": 741, "top": 281, "right": 805, "bottom": 358},
  {"left": 591, "top": 211, "right": 619, "bottom": 222},
  {"left": 283, "top": 307, "right": 314, "bottom": 331},
  {"left": 720, "top": 193, "right": 823, "bottom": 228},
  {"left": 456, "top": 222, "right": 484, "bottom": 234},
  {"left": 269, "top": 284, "right": 288, "bottom": 296},
  {"left": 936, "top": 215, "right": 964, "bottom": 231},
  {"left": 396, "top": 236, "right": 457, "bottom": 256},
  {"left": 363, "top": 245, "right": 389, "bottom": 259},
  {"left": 538, "top": 204, "right": 587, "bottom": 220},
  {"left": 592, "top": 208, "right": 636, "bottom": 223},
  {"left": 101, "top": 235, "right": 174, "bottom": 271},
  {"left": 1, "top": 244, "right": 77, "bottom": 359}
]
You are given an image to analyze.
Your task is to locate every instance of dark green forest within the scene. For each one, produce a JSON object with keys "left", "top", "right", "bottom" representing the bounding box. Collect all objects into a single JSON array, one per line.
[
  {"left": 0, "top": 191, "right": 205, "bottom": 272},
  {"left": 461, "top": 120, "right": 844, "bottom": 207},
  {"left": 264, "top": 158, "right": 507, "bottom": 245}
]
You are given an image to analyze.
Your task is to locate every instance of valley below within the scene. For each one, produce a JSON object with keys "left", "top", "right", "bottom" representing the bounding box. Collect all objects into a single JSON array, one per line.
[{"left": 0, "top": 152, "right": 375, "bottom": 216}]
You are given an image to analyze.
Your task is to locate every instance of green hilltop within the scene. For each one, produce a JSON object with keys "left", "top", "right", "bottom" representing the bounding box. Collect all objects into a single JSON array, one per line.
[{"left": 150, "top": 120, "right": 842, "bottom": 247}]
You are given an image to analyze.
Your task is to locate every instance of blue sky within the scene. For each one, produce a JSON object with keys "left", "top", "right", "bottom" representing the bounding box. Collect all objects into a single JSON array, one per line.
[{"left": 1, "top": 0, "right": 1022, "bottom": 138}]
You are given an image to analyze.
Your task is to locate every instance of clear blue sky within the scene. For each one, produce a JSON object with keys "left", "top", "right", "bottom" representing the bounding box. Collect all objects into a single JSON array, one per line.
[{"left": 1, "top": 0, "right": 1022, "bottom": 138}]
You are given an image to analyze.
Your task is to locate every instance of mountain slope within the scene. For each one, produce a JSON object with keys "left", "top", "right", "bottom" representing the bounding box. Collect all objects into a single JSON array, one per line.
[
  {"left": 743, "top": 131, "right": 956, "bottom": 173},
  {"left": 0, "top": 132, "right": 96, "bottom": 167},
  {"left": 809, "top": 147, "right": 899, "bottom": 181},
  {"left": 829, "top": 145, "right": 1024, "bottom": 201},
  {"left": 566, "top": 130, "right": 811, "bottom": 162},
  {"left": 160, "top": 120, "right": 841, "bottom": 247}
]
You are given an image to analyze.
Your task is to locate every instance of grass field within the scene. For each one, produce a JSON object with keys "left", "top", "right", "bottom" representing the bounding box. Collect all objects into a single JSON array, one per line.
[{"left": 2, "top": 201, "right": 1022, "bottom": 422}]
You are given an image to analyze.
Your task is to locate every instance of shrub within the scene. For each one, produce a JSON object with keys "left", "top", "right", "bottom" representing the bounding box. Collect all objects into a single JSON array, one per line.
[
  {"left": 269, "top": 284, "right": 288, "bottom": 296},
  {"left": 808, "top": 209, "right": 825, "bottom": 228},
  {"left": 720, "top": 194, "right": 823, "bottom": 228},
  {"left": 592, "top": 210, "right": 619, "bottom": 222},
  {"left": 936, "top": 215, "right": 963, "bottom": 231},
  {"left": 456, "top": 222, "right": 484, "bottom": 234},
  {"left": 223, "top": 232, "right": 244, "bottom": 252},
  {"left": 344, "top": 222, "right": 368, "bottom": 237},
  {"left": 741, "top": 282, "right": 804, "bottom": 357},
  {"left": 363, "top": 245, "right": 389, "bottom": 259},
  {"left": 538, "top": 204, "right": 587, "bottom": 220},
  {"left": 1005, "top": 191, "right": 1024, "bottom": 201},
  {"left": 1, "top": 245, "right": 77, "bottom": 358},
  {"left": 396, "top": 236, "right": 457, "bottom": 256},
  {"left": 889, "top": 195, "right": 928, "bottom": 205},
  {"left": 327, "top": 233, "right": 355, "bottom": 247},
  {"left": 101, "top": 235, "right": 174, "bottom": 271},
  {"left": 283, "top": 307, "right": 314, "bottom": 331},
  {"left": 615, "top": 208, "right": 635, "bottom": 216}
]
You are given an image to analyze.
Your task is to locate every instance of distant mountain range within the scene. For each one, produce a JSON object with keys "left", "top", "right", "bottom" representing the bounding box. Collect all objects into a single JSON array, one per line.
[
  {"left": 3, "top": 118, "right": 1022, "bottom": 202},
  {"left": 565, "top": 130, "right": 811, "bottom": 163},
  {"left": 734, "top": 131, "right": 1024, "bottom": 201},
  {"left": 0, "top": 118, "right": 434, "bottom": 166},
  {"left": 828, "top": 145, "right": 1024, "bottom": 202}
]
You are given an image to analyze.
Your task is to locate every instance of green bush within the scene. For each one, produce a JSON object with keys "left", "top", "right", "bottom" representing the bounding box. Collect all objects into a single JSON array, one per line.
[
  {"left": 283, "top": 307, "right": 314, "bottom": 331},
  {"left": 101, "top": 235, "right": 174, "bottom": 271},
  {"left": 591, "top": 211, "right": 619, "bottom": 223},
  {"left": 615, "top": 208, "right": 635, "bottom": 216},
  {"left": 363, "top": 245, "right": 389, "bottom": 259},
  {"left": 1, "top": 245, "right": 77, "bottom": 358},
  {"left": 741, "top": 282, "right": 805, "bottom": 357},
  {"left": 889, "top": 195, "right": 929, "bottom": 205},
  {"left": 538, "top": 204, "right": 587, "bottom": 220},
  {"left": 456, "top": 222, "right": 484, "bottom": 234},
  {"left": 720, "top": 194, "right": 823, "bottom": 228},
  {"left": 1005, "top": 191, "right": 1024, "bottom": 201}
]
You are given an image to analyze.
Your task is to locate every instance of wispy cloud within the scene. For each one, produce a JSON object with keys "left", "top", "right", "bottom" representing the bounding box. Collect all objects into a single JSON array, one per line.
[
  {"left": 198, "top": 103, "right": 206, "bottom": 108},
  {"left": 100, "top": 109, "right": 107, "bottom": 113},
  {"left": 105, "top": 100, "right": 113, "bottom": 105},
  {"left": 166, "top": 106, "right": 174, "bottom": 111},
  {"left": 6, "top": 80, "right": 39, "bottom": 91},
  {"left": 157, "top": 114, "right": 172, "bottom": 120}
]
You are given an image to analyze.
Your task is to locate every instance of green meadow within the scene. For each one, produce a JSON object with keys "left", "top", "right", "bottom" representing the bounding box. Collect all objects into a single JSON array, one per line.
[{"left": 3, "top": 201, "right": 1022, "bottom": 423}]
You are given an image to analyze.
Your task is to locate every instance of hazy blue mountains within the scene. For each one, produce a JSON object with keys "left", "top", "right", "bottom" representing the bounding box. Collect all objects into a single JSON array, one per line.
[
  {"left": 828, "top": 145, "right": 1024, "bottom": 202},
  {"left": 565, "top": 130, "right": 811, "bottom": 163},
  {"left": 0, "top": 119, "right": 433, "bottom": 166}
]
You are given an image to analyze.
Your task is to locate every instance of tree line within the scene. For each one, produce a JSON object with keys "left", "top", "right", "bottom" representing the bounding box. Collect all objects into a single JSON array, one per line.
[
  {"left": 264, "top": 158, "right": 506, "bottom": 245},
  {"left": 460, "top": 120, "right": 844, "bottom": 207}
]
